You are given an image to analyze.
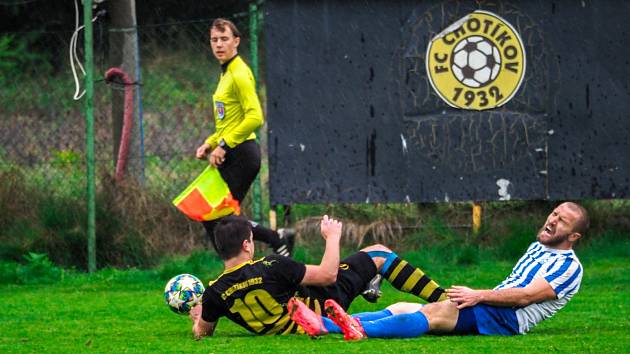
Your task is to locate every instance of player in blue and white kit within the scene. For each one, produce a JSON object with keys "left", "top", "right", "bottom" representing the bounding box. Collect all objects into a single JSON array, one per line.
[{"left": 290, "top": 202, "right": 588, "bottom": 340}]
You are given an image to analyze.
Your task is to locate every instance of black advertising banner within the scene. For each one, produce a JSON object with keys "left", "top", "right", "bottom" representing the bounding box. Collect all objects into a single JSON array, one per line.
[{"left": 266, "top": 0, "right": 630, "bottom": 204}]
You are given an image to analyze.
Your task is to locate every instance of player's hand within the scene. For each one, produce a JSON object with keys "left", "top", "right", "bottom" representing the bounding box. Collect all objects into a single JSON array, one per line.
[
  {"left": 190, "top": 305, "right": 216, "bottom": 340},
  {"left": 189, "top": 304, "right": 202, "bottom": 324},
  {"left": 446, "top": 286, "right": 482, "bottom": 309},
  {"left": 209, "top": 146, "right": 226, "bottom": 167},
  {"left": 320, "top": 215, "right": 342, "bottom": 241},
  {"left": 196, "top": 143, "right": 211, "bottom": 159}
]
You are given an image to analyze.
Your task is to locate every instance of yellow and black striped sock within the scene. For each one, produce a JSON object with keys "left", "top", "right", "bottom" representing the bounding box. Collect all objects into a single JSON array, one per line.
[{"left": 382, "top": 257, "right": 447, "bottom": 302}]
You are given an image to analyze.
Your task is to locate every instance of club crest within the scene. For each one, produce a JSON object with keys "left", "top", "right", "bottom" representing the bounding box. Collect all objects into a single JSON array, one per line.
[
  {"left": 216, "top": 101, "right": 226, "bottom": 120},
  {"left": 426, "top": 10, "right": 526, "bottom": 110}
]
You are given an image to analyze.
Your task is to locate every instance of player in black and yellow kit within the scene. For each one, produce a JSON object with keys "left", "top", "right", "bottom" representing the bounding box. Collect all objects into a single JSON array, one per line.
[
  {"left": 189, "top": 215, "right": 449, "bottom": 338},
  {"left": 195, "top": 18, "right": 292, "bottom": 257}
]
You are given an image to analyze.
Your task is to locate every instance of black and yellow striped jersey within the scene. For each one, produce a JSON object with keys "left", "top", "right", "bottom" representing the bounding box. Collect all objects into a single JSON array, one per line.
[{"left": 201, "top": 255, "right": 323, "bottom": 335}]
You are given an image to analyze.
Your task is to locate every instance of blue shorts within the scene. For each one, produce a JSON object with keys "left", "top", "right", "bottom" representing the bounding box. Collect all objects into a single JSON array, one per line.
[{"left": 453, "top": 304, "right": 519, "bottom": 336}]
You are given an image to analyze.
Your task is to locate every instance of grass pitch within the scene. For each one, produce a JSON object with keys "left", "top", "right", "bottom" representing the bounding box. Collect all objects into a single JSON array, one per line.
[{"left": 1, "top": 251, "right": 628, "bottom": 353}]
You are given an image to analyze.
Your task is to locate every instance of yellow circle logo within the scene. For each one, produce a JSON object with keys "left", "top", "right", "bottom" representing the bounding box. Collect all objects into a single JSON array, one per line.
[{"left": 426, "top": 10, "right": 526, "bottom": 110}]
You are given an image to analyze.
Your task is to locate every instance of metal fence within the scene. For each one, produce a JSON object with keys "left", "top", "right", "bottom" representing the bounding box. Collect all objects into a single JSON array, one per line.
[
  {"left": 0, "top": 5, "right": 261, "bottom": 202},
  {"left": 0, "top": 2, "right": 267, "bottom": 268}
]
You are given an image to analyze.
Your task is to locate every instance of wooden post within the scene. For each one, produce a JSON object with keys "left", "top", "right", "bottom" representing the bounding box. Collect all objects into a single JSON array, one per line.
[
  {"left": 269, "top": 207, "right": 277, "bottom": 231},
  {"left": 472, "top": 201, "right": 482, "bottom": 235}
]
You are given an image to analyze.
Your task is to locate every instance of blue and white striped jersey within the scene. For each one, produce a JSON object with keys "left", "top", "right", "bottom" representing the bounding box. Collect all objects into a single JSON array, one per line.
[{"left": 495, "top": 241, "right": 583, "bottom": 333}]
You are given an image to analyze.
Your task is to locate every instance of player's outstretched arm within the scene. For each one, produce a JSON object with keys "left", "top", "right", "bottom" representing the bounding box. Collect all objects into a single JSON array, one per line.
[
  {"left": 190, "top": 305, "right": 217, "bottom": 339},
  {"left": 301, "top": 215, "right": 342, "bottom": 286},
  {"left": 447, "top": 278, "right": 557, "bottom": 309}
]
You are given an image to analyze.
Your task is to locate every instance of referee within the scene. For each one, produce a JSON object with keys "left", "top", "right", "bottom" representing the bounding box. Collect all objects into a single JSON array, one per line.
[{"left": 195, "top": 18, "right": 292, "bottom": 257}]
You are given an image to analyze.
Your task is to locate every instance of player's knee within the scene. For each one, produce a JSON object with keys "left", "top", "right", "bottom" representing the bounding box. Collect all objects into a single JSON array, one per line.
[
  {"left": 362, "top": 244, "right": 396, "bottom": 274},
  {"left": 386, "top": 302, "right": 423, "bottom": 315},
  {"left": 360, "top": 244, "right": 391, "bottom": 253},
  {"left": 419, "top": 300, "right": 459, "bottom": 332}
]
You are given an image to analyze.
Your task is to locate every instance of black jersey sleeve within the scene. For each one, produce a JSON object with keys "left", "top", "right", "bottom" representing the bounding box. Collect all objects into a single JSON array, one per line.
[
  {"left": 200, "top": 290, "right": 223, "bottom": 323},
  {"left": 265, "top": 255, "right": 307, "bottom": 286}
]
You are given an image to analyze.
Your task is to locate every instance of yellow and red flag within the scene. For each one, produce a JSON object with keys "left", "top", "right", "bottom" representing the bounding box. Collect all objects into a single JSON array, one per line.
[{"left": 172, "top": 166, "right": 240, "bottom": 221}]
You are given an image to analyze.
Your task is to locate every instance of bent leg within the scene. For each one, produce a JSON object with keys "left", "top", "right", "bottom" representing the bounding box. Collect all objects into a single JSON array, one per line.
[
  {"left": 361, "top": 244, "right": 447, "bottom": 302},
  {"left": 216, "top": 141, "right": 286, "bottom": 252},
  {"left": 250, "top": 221, "right": 285, "bottom": 251},
  {"left": 360, "top": 300, "right": 461, "bottom": 337},
  {"left": 382, "top": 300, "right": 460, "bottom": 334}
]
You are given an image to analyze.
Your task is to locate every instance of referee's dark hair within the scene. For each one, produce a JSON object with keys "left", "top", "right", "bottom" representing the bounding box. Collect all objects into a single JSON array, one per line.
[
  {"left": 214, "top": 215, "right": 252, "bottom": 260},
  {"left": 211, "top": 18, "right": 241, "bottom": 38}
]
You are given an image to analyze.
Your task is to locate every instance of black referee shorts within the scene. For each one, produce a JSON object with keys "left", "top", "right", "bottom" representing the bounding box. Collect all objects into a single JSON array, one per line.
[
  {"left": 305, "top": 251, "right": 377, "bottom": 309},
  {"left": 218, "top": 139, "right": 261, "bottom": 203}
]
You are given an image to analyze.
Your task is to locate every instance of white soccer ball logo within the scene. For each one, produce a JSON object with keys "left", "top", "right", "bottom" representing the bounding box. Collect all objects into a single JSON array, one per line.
[{"left": 451, "top": 36, "right": 501, "bottom": 88}]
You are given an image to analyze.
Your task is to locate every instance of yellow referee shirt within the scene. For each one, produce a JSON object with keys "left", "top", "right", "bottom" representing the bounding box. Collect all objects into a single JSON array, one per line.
[{"left": 204, "top": 55, "right": 263, "bottom": 148}]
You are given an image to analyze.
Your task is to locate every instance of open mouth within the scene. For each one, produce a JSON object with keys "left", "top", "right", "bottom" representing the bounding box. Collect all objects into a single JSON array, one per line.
[{"left": 542, "top": 225, "right": 553, "bottom": 237}]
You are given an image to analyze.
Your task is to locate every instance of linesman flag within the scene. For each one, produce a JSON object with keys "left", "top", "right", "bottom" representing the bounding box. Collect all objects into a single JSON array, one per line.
[{"left": 172, "top": 166, "right": 240, "bottom": 221}]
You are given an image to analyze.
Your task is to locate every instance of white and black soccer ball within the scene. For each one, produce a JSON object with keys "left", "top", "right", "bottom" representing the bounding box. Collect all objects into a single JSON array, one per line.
[
  {"left": 451, "top": 36, "right": 501, "bottom": 88},
  {"left": 164, "top": 274, "right": 205, "bottom": 314}
]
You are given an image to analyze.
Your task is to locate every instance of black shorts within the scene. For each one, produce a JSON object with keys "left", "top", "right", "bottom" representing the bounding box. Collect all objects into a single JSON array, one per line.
[
  {"left": 218, "top": 139, "right": 261, "bottom": 202},
  {"left": 303, "top": 251, "right": 377, "bottom": 309}
]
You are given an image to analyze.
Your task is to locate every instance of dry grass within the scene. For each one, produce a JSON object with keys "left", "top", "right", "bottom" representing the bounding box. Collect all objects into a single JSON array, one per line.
[
  {"left": 97, "top": 173, "right": 207, "bottom": 265},
  {"left": 0, "top": 166, "right": 209, "bottom": 268},
  {"left": 3, "top": 163, "right": 628, "bottom": 268},
  {"left": 0, "top": 167, "right": 37, "bottom": 227},
  {"left": 295, "top": 216, "right": 403, "bottom": 248}
]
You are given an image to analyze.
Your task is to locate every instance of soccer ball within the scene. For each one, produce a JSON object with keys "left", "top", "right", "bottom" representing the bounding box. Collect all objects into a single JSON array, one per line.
[
  {"left": 451, "top": 36, "right": 501, "bottom": 88},
  {"left": 164, "top": 274, "right": 205, "bottom": 314}
]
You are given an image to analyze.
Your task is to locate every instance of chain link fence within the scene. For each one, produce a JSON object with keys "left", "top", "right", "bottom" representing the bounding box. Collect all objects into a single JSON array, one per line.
[
  {"left": 3, "top": 10, "right": 257, "bottom": 194},
  {"left": 0, "top": 2, "right": 265, "bottom": 267}
]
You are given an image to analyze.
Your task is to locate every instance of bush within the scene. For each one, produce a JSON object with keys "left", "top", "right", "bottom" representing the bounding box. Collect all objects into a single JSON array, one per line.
[
  {"left": 1, "top": 158, "right": 628, "bottom": 272},
  {"left": 0, "top": 165, "right": 205, "bottom": 270},
  {"left": 577, "top": 230, "right": 630, "bottom": 262},
  {"left": 17, "top": 252, "right": 63, "bottom": 284},
  {"left": 0, "top": 253, "right": 63, "bottom": 285},
  {"left": 157, "top": 250, "right": 223, "bottom": 281},
  {"left": 455, "top": 243, "right": 480, "bottom": 265},
  {"left": 0, "top": 261, "right": 19, "bottom": 284},
  {"left": 490, "top": 219, "right": 538, "bottom": 261}
]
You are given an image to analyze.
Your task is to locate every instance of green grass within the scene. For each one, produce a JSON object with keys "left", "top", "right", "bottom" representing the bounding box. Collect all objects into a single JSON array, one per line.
[{"left": 1, "top": 248, "right": 628, "bottom": 353}]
